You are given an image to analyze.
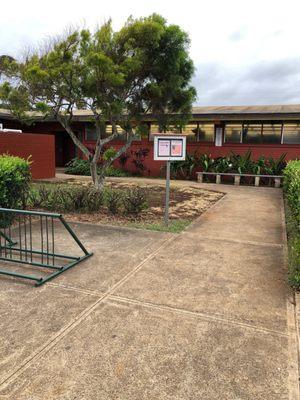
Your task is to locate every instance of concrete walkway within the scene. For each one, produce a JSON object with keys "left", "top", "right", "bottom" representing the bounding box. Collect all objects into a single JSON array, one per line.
[{"left": 0, "top": 183, "right": 298, "bottom": 399}]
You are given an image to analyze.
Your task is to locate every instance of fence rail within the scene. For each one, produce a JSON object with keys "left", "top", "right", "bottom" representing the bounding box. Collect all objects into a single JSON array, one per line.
[{"left": 0, "top": 208, "right": 93, "bottom": 286}]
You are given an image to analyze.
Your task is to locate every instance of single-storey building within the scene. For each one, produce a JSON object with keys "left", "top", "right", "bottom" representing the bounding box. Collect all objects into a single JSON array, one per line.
[{"left": 1, "top": 105, "right": 300, "bottom": 177}]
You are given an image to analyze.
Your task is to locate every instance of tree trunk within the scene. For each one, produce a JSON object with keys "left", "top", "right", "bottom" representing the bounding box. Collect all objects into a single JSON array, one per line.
[{"left": 90, "top": 160, "right": 105, "bottom": 192}]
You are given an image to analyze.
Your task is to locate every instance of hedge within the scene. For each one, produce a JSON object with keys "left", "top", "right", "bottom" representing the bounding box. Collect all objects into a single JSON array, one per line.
[
  {"left": 283, "top": 160, "right": 300, "bottom": 289},
  {"left": 0, "top": 154, "right": 31, "bottom": 210}
]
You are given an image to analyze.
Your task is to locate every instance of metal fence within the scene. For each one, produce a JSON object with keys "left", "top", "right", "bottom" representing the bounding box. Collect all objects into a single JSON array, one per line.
[{"left": 0, "top": 208, "right": 93, "bottom": 286}]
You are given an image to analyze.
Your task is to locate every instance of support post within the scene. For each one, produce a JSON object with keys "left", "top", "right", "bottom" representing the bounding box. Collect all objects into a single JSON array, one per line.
[
  {"left": 216, "top": 174, "right": 221, "bottom": 184},
  {"left": 165, "top": 160, "right": 171, "bottom": 226},
  {"left": 255, "top": 176, "right": 260, "bottom": 187},
  {"left": 234, "top": 175, "right": 240, "bottom": 186},
  {"left": 197, "top": 172, "right": 203, "bottom": 183},
  {"left": 274, "top": 177, "right": 281, "bottom": 188}
]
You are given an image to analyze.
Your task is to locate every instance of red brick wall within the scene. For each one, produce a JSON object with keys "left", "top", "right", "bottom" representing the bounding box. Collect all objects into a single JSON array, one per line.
[{"left": 0, "top": 132, "right": 55, "bottom": 179}]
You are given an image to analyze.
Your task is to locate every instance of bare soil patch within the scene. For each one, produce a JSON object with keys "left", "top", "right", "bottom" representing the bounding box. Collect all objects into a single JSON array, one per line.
[{"left": 57, "top": 181, "right": 224, "bottom": 227}]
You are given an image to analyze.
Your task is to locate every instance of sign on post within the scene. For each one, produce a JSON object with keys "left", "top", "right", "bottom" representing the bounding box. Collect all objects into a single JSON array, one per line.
[
  {"left": 154, "top": 135, "right": 186, "bottom": 161},
  {"left": 153, "top": 134, "right": 187, "bottom": 225}
]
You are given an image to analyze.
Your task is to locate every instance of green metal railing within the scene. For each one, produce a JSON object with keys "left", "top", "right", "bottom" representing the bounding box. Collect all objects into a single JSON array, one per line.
[{"left": 0, "top": 208, "right": 93, "bottom": 286}]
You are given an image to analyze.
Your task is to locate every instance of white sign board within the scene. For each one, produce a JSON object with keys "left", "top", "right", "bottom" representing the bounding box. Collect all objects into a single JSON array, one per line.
[{"left": 154, "top": 135, "right": 186, "bottom": 161}]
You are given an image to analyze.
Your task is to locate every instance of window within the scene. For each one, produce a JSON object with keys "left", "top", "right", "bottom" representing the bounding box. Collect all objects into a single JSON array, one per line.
[
  {"left": 183, "top": 124, "right": 198, "bottom": 142},
  {"left": 242, "top": 124, "right": 262, "bottom": 144},
  {"left": 282, "top": 124, "right": 300, "bottom": 144},
  {"left": 85, "top": 124, "right": 98, "bottom": 141},
  {"left": 224, "top": 124, "right": 243, "bottom": 143},
  {"left": 197, "top": 124, "right": 214, "bottom": 142},
  {"left": 149, "top": 124, "right": 160, "bottom": 141},
  {"left": 85, "top": 123, "right": 132, "bottom": 141},
  {"left": 262, "top": 124, "right": 282, "bottom": 144}
]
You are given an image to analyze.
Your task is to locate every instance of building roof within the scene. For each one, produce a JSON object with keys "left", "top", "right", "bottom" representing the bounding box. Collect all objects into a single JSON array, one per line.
[
  {"left": 192, "top": 104, "right": 300, "bottom": 114},
  {"left": 2, "top": 105, "right": 300, "bottom": 122}
]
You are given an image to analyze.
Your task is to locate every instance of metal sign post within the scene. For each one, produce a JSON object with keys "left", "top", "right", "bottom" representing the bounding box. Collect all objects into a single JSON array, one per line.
[
  {"left": 165, "top": 160, "right": 171, "bottom": 225},
  {"left": 153, "top": 134, "right": 186, "bottom": 226}
]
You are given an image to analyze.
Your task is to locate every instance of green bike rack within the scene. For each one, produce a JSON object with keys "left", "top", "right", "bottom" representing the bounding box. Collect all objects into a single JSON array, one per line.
[{"left": 0, "top": 208, "right": 93, "bottom": 286}]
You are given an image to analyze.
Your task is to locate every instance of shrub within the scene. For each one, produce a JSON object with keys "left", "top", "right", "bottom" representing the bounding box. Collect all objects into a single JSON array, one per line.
[
  {"left": 103, "top": 147, "right": 117, "bottom": 161},
  {"left": 65, "top": 158, "right": 128, "bottom": 177},
  {"left": 65, "top": 158, "right": 90, "bottom": 175},
  {"left": 28, "top": 184, "right": 103, "bottom": 213},
  {"left": 123, "top": 187, "right": 148, "bottom": 216},
  {"left": 283, "top": 160, "right": 300, "bottom": 289},
  {"left": 0, "top": 155, "right": 31, "bottom": 210},
  {"left": 104, "top": 189, "right": 123, "bottom": 215},
  {"left": 284, "top": 160, "right": 300, "bottom": 224}
]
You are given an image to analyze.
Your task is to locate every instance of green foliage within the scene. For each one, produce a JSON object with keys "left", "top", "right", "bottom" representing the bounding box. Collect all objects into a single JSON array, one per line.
[
  {"left": 284, "top": 161, "right": 300, "bottom": 225},
  {"left": 103, "top": 147, "right": 117, "bottom": 162},
  {"left": 28, "top": 184, "right": 103, "bottom": 213},
  {"left": 65, "top": 158, "right": 128, "bottom": 177},
  {"left": 0, "top": 154, "right": 31, "bottom": 210},
  {"left": 169, "top": 153, "right": 200, "bottom": 179},
  {"left": 230, "top": 150, "right": 255, "bottom": 174},
  {"left": 0, "top": 15, "right": 196, "bottom": 187},
  {"left": 283, "top": 161, "right": 300, "bottom": 289},
  {"left": 104, "top": 189, "right": 123, "bottom": 215},
  {"left": 28, "top": 183, "right": 149, "bottom": 217},
  {"left": 123, "top": 187, "right": 148, "bottom": 216},
  {"left": 166, "top": 151, "right": 287, "bottom": 181},
  {"left": 65, "top": 158, "right": 91, "bottom": 175}
]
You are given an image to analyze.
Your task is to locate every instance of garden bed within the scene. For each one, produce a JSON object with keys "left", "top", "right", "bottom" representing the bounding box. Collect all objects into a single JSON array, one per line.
[{"left": 28, "top": 181, "right": 223, "bottom": 233}]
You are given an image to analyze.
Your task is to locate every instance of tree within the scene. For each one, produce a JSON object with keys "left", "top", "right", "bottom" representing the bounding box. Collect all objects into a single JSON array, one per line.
[{"left": 0, "top": 14, "right": 196, "bottom": 190}]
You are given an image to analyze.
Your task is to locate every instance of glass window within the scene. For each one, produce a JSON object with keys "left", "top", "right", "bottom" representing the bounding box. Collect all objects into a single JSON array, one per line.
[
  {"left": 149, "top": 124, "right": 160, "bottom": 141},
  {"left": 242, "top": 124, "right": 262, "bottom": 144},
  {"left": 282, "top": 124, "right": 300, "bottom": 144},
  {"left": 85, "top": 124, "right": 98, "bottom": 141},
  {"left": 183, "top": 124, "right": 198, "bottom": 142},
  {"left": 262, "top": 124, "right": 282, "bottom": 144},
  {"left": 197, "top": 124, "right": 214, "bottom": 142},
  {"left": 224, "top": 124, "right": 242, "bottom": 143}
]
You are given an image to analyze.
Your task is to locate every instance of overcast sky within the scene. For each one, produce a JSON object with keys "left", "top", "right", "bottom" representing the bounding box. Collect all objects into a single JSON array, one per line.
[{"left": 1, "top": 0, "right": 300, "bottom": 106}]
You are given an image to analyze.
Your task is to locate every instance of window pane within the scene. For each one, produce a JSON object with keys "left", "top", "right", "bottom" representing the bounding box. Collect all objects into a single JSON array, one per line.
[
  {"left": 242, "top": 124, "right": 262, "bottom": 144},
  {"left": 106, "top": 124, "right": 129, "bottom": 141},
  {"left": 85, "top": 124, "right": 97, "bottom": 141},
  {"left": 197, "top": 124, "right": 214, "bottom": 142},
  {"left": 224, "top": 124, "right": 242, "bottom": 143},
  {"left": 149, "top": 124, "right": 160, "bottom": 141},
  {"left": 283, "top": 124, "right": 300, "bottom": 144},
  {"left": 262, "top": 124, "right": 282, "bottom": 144},
  {"left": 183, "top": 124, "right": 198, "bottom": 142}
]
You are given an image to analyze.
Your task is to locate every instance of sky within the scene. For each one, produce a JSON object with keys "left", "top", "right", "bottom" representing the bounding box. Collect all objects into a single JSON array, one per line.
[{"left": 1, "top": 0, "right": 300, "bottom": 106}]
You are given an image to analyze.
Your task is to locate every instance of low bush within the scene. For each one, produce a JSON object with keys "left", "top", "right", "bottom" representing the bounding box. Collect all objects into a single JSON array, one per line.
[
  {"left": 0, "top": 154, "right": 31, "bottom": 210},
  {"left": 283, "top": 160, "right": 300, "bottom": 289},
  {"left": 28, "top": 184, "right": 103, "bottom": 213},
  {"left": 28, "top": 183, "right": 149, "bottom": 217},
  {"left": 65, "top": 158, "right": 90, "bottom": 175},
  {"left": 65, "top": 158, "right": 128, "bottom": 177},
  {"left": 104, "top": 189, "right": 123, "bottom": 215},
  {"left": 123, "top": 187, "right": 148, "bottom": 216}
]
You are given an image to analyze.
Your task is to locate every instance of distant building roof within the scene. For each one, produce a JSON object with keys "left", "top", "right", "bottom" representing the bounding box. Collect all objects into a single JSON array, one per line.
[{"left": 2, "top": 105, "right": 300, "bottom": 122}]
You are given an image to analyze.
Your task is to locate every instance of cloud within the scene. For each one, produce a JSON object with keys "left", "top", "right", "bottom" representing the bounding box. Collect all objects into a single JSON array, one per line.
[
  {"left": 194, "top": 58, "right": 300, "bottom": 105},
  {"left": 228, "top": 28, "right": 247, "bottom": 42}
]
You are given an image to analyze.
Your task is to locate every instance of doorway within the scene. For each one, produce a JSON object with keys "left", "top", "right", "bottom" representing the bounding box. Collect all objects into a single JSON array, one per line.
[{"left": 55, "top": 132, "right": 75, "bottom": 167}]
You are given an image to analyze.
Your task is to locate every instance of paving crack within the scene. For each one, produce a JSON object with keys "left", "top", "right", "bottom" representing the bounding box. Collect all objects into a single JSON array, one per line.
[{"left": 108, "top": 294, "right": 289, "bottom": 338}]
